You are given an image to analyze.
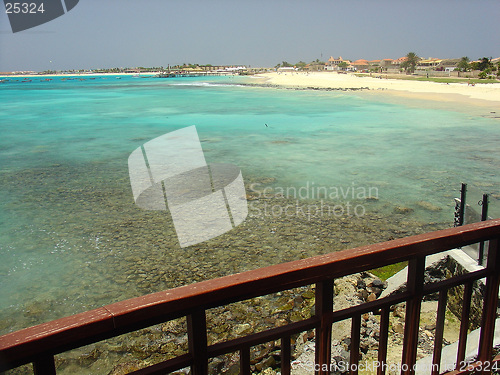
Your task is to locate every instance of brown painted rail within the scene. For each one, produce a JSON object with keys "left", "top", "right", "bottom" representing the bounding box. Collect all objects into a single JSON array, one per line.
[{"left": 1, "top": 219, "right": 500, "bottom": 374}]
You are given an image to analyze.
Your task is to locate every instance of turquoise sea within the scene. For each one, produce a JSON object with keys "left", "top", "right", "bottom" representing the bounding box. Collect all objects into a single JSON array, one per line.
[{"left": 0, "top": 74, "right": 499, "bottom": 335}]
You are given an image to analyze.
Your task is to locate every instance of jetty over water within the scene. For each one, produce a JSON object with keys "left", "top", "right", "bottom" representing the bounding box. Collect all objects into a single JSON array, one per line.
[{"left": 155, "top": 71, "right": 236, "bottom": 78}]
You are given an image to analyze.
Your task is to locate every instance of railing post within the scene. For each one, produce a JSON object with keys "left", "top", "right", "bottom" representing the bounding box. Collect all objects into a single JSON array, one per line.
[
  {"left": 478, "top": 193, "right": 489, "bottom": 266},
  {"left": 431, "top": 289, "right": 448, "bottom": 375},
  {"left": 377, "top": 307, "right": 390, "bottom": 375},
  {"left": 478, "top": 238, "right": 500, "bottom": 364},
  {"left": 240, "top": 346, "right": 251, "bottom": 375},
  {"left": 33, "top": 355, "right": 56, "bottom": 375},
  {"left": 187, "top": 309, "right": 208, "bottom": 375},
  {"left": 350, "top": 314, "right": 361, "bottom": 375},
  {"left": 281, "top": 335, "right": 291, "bottom": 375},
  {"left": 455, "top": 183, "right": 467, "bottom": 227},
  {"left": 315, "top": 279, "right": 334, "bottom": 375},
  {"left": 456, "top": 282, "right": 473, "bottom": 368},
  {"left": 401, "top": 256, "right": 425, "bottom": 375}
]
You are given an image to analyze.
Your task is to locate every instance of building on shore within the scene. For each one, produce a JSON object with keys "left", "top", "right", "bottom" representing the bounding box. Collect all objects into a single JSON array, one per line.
[
  {"left": 277, "top": 66, "right": 297, "bottom": 73},
  {"left": 417, "top": 57, "right": 442, "bottom": 69},
  {"left": 351, "top": 59, "right": 369, "bottom": 71},
  {"left": 391, "top": 56, "right": 408, "bottom": 68},
  {"left": 380, "top": 59, "right": 394, "bottom": 68},
  {"left": 325, "top": 56, "right": 349, "bottom": 71}
]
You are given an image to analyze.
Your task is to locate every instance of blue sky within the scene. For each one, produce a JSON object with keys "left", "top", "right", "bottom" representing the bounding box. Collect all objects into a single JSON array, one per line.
[{"left": 0, "top": 0, "right": 499, "bottom": 71}]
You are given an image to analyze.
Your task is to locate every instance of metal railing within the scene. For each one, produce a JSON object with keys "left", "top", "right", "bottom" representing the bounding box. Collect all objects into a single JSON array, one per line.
[
  {"left": 1, "top": 219, "right": 500, "bottom": 375},
  {"left": 455, "top": 182, "right": 494, "bottom": 266}
]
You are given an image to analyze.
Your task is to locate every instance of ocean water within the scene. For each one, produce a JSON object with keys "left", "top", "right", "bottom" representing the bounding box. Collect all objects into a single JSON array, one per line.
[{"left": 0, "top": 75, "right": 499, "bottom": 335}]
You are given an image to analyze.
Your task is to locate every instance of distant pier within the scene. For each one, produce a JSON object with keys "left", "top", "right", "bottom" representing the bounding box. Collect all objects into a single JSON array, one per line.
[{"left": 155, "top": 71, "right": 235, "bottom": 78}]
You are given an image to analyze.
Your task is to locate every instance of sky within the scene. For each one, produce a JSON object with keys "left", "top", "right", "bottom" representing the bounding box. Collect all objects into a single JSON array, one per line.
[{"left": 0, "top": 0, "right": 499, "bottom": 72}]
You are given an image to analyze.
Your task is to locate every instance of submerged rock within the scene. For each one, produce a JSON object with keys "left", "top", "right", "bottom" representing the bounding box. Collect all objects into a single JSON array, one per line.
[
  {"left": 232, "top": 323, "right": 252, "bottom": 336},
  {"left": 416, "top": 200, "right": 443, "bottom": 212},
  {"left": 393, "top": 205, "right": 414, "bottom": 214},
  {"left": 109, "top": 361, "right": 142, "bottom": 375}
]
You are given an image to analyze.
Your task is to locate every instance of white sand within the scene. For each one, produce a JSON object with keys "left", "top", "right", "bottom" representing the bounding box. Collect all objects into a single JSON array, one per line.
[{"left": 256, "top": 72, "right": 500, "bottom": 105}]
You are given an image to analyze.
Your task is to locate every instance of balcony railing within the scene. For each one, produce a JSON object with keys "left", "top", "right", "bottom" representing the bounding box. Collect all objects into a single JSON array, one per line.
[{"left": 1, "top": 219, "right": 500, "bottom": 375}]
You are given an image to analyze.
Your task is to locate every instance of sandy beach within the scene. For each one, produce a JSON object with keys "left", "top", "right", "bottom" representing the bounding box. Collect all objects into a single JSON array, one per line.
[{"left": 255, "top": 72, "right": 500, "bottom": 109}]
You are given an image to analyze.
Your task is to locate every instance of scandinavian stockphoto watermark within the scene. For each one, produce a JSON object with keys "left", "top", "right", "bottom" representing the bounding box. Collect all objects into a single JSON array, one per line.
[
  {"left": 248, "top": 181, "right": 378, "bottom": 220},
  {"left": 292, "top": 359, "right": 493, "bottom": 374},
  {"left": 293, "top": 359, "right": 438, "bottom": 373},
  {"left": 128, "top": 126, "right": 248, "bottom": 248},
  {"left": 3, "top": 0, "right": 79, "bottom": 33}
]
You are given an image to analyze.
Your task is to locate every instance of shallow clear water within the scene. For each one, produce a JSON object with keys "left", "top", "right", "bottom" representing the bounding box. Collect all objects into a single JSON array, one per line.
[{"left": 0, "top": 75, "right": 499, "bottom": 334}]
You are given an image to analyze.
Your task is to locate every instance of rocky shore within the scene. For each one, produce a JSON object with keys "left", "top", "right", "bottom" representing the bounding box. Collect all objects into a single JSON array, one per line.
[{"left": 230, "top": 81, "right": 371, "bottom": 92}]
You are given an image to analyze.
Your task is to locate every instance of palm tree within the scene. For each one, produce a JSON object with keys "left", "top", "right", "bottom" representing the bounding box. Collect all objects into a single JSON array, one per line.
[
  {"left": 478, "top": 57, "right": 492, "bottom": 71},
  {"left": 457, "top": 56, "right": 470, "bottom": 72},
  {"left": 295, "top": 61, "right": 307, "bottom": 69},
  {"left": 401, "top": 52, "right": 420, "bottom": 74}
]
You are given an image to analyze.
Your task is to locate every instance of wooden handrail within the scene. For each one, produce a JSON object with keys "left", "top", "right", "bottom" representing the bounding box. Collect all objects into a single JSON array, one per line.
[{"left": 1, "top": 218, "right": 500, "bottom": 374}]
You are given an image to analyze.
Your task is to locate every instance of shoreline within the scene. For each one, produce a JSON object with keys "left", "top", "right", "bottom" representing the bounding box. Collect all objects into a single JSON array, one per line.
[{"left": 252, "top": 72, "right": 500, "bottom": 115}]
